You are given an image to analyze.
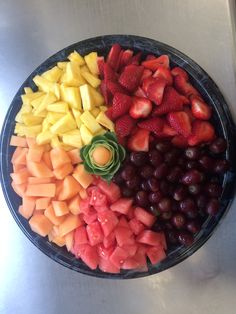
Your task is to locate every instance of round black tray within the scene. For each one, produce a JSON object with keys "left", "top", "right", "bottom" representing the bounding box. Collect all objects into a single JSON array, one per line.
[{"left": 1, "top": 35, "right": 236, "bottom": 279}]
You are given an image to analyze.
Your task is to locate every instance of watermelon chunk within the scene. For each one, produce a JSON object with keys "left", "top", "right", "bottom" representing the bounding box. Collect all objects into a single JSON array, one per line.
[
  {"left": 134, "top": 207, "right": 156, "bottom": 227},
  {"left": 80, "top": 244, "right": 99, "bottom": 270},
  {"left": 115, "top": 226, "right": 135, "bottom": 247},
  {"left": 99, "top": 257, "right": 120, "bottom": 273},
  {"left": 103, "top": 231, "right": 116, "bottom": 248},
  {"left": 97, "top": 179, "right": 121, "bottom": 203},
  {"left": 146, "top": 246, "right": 166, "bottom": 265},
  {"left": 129, "top": 218, "right": 145, "bottom": 235},
  {"left": 109, "top": 246, "right": 129, "bottom": 268},
  {"left": 136, "top": 230, "right": 164, "bottom": 246},
  {"left": 86, "top": 221, "right": 103, "bottom": 246},
  {"left": 97, "top": 210, "right": 119, "bottom": 236},
  {"left": 110, "top": 198, "right": 133, "bottom": 215}
]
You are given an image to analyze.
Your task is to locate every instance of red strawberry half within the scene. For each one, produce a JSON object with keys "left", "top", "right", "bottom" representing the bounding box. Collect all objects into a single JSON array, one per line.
[
  {"left": 104, "top": 63, "right": 117, "bottom": 82},
  {"left": 171, "top": 67, "right": 189, "bottom": 81},
  {"left": 188, "top": 120, "right": 215, "bottom": 146},
  {"left": 134, "top": 87, "right": 147, "bottom": 98},
  {"left": 106, "top": 44, "right": 122, "bottom": 70},
  {"left": 97, "top": 56, "right": 105, "bottom": 78},
  {"left": 105, "top": 107, "right": 113, "bottom": 120},
  {"left": 167, "top": 111, "right": 192, "bottom": 137},
  {"left": 131, "top": 52, "right": 142, "bottom": 65},
  {"left": 100, "top": 80, "right": 111, "bottom": 105},
  {"left": 119, "top": 65, "right": 144, "bottom": 92},
  {"left": 142, "top": 77, "right": 156, "bottom": 94},
  {"left": 112, "top": 93, "right": 132, "bottom": 120},
  {"left": 107, "top": 81, "right": 127, "bottom": 96},
  {"left": 141, "top": 69, "right": 152, "bottom": 82},
  {"left": 138, "top": 117, "right": 164, "bottom": 134},
  {"left": 127, "top": 128, "right": 150, "bottom": 152},
  {"left": 115, "top": 114, "right": 135, "bottom": 138},
  {"left": 146, "top": 78, "right": 167, "bottom": 106},
  {"left": 171, "top": 135, "right": 188, "bottom": 148},
  {"left": 191, "top": 97, "right": 212, "bottom": 120},
  {"left": 174, "top": 75, "right": 200, "bottom": 98},
  {"left": 129, "top": 97, "right": 152, "bottom": 119},
  {"left": 153, "top": 66, "right": 173, "bottom": 86},
  {"left": 119, "top": 49, "right": 134, "bottom": 70},
  {"left": 142, "top": 55, "right": 170, "bottom": 71},
  {"left": 155, "top": 122, "right": 178, "bottom": 138}
]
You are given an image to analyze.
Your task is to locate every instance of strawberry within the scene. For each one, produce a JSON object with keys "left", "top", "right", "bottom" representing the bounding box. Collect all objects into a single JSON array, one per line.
[
  {"left": 174, "top": 75, "right": 200, "bottom": 98},
  {"left": 115, "top": 114, "right": 135, "bottom": 138},
  {"left": 154, "top": 122, "right": 177, "bottom": 138},
  {"left": 100, "top": 81, "right": 111, "bottom": 105},
  {"left": 119, "top": 65, "right": 144, "bottom": 92},
  {"left": 118, "top": 49, "right": 134, "bottom": 70},
  {"left": 152, "top": 86, "right": 184, "bottom": 115},
  {"left": 171, "top": 67, "right": 189, "bottom": 81},
  {"left": 145, "top": 54, "right": 156, "bottom": 61},
  {"left": 104, "top": 63, "right": 117, "bottom": 82},
  {"left": 106, "top": 43, "right": 122, "bottom": 70},
  {"left": 129, "top": 97, "right": 152, "bottom": 119},
  {"left": 131, "top": 52, "right": 142, "bottom": 65},
  {"left": 171, "top": 135, "right": 188, "bottom": 148},
  {"left": 105, "top": 107, "right": 113, "bottom": 120},
  {"left": 142, "top": 77, "right": 156, "bottom": 94},
  {"left": 141, "top": 68, "right": 152, "bottom": 82},
  {"left": 112, "top": 92, "right": 132, "bottom": 120},
  {"left": 127, "top": 128, "right": 150, "bottom": 152},
  {"left": 146, "top": 78, "right": 167, "bottom": 105},
  {"left": 167, "top": 111, "right": 192, "bottom": 137},
  {"left": 142, "top": 55, "right": 170, "bottom": 71},
  {"left": 134, "top": 87, "right": 147, "bottom": 98},
  {"left": 191, "top": 97, "right": 212, "bottom": 120},
  {"left": 183, "top": 107, "right": 195, "bottom": 122},
  {"left": 180, "top": 95, "right": 190, "bottom": 105},
  {"left": 138, "top": 117, "right": 164, "bottom": 134},
  {"left": 153, "top": 66, "right": 173, "bottom": 85},
  {"left": 107, "top": 81, "right": 127, "bottom": 96},
  {"left": 97, "top": 56, "right": 105, "bottom": 78},
  {"left": 188, "top": 120, "right": 215, "bottom": 146}
]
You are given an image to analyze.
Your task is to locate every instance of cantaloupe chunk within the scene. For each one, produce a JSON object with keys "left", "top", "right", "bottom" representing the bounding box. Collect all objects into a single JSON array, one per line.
[
  {"left": 44, "top": 205, "right": 66, "bottom": 225},
  {"left": 50, "top": 147, "right": 71, "bottom": 169},
  {"left": 26, "top": 137, "right": 37, "bottom": 148},
  {"left": 35, "top": 197, "right": 51, "bottom": 210},
  {"left": 28, "top": 177, "right": 52, "bottom": 184},
  {"left": 58, "top": 175, "right": 82, "bottom": 201},
  {"left": 55, "top": 180, "right": 64, "bottom": 198},
  {"left": 53, "top": 163, "right": 73, "bottom": 180},
  {"left": 29, "top": 214, "right": 53, "bottom": 237},
  {"left": 10, "top": 168, "right": 29, "bottom": 184},
  {"left": 10, "top": 135, "right": 28, "bottom": 147},
  {"left": 59, "top": 214, "right": 82, "bottom": 237},
  {"left": 26, "top": 183, "right": 56, "bottom": 197},
  {"left": 27, "top": 161, "right": 54, "bottom": 178},
  {"left": 42, "top": 152, "right": 53, "bottom": 170},
  {"left": 18, "top": 205, "right": 32, "bottom": 219},
  {"left": 79, "top": 188, "right": 88, "bottom": 200},
  {"left": 68, "top": 194, "right": 81, "bottom": 215},
  {"left": 73, "top": 164, "right": 93, "bottom": 189},
  {"left": 65, "top": 231, "right": 74, "bottom": 251},
  {"left": 11, "top": 182, "right": 27, "bottom": 197},
  {"left": 27, "top": 146, "right": 44, "bottom": 162},
  {"left": 13, "top": 164, "right": 25, "bottom": 172},
  {"left": 52, "top": 235, "right": 66, "bottom": 247},
  {"left": 20, "top": 196, "right": 36, "bottom": 219},
  {"left": 67, "top": 149, "right": 82, "bottom": 164},
  {"left": 52, "top": 201, "right": 69, "bottom": 216},
  {"left": 11, "top": 147, "right": 28, "bottom": 165}
]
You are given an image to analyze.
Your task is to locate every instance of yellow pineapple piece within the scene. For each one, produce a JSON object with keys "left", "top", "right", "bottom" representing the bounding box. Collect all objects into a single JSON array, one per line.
[
  {"left": 94, "top": 128, "right": 106, "bottom": 136},
  {"left": 36, "top": 130, "right": 53, "bottom": 145},
  {"left": 51, "top": 135, "right": 62, "bottom": 148},
  {"left": 30, "top": 94, "right": 46, "bottom": 109},
  {"left": 89, "top": 86, "right": 104, "bottom": 107},
  {"left": 24, "top": 87, "right": 33, "bottom": 94},
  {"left": 96, "top": 111, "right": 114, "bottom": 131},
  {"left": 62, "top": 129, "right": 83, "bottom": 148},
  {"left": 34, "top": 110, "right": 48, "bottom": 118},
  {"left": 80, "top": 65, "right": 90, "bottom": 73},
  {"left": 81, "top": 71, "right": 101, "bottom": 88},
  {"left": 22, "top": 114, "right": 43, "bottom": 126},
  {"left": 99, "top": 105, "right": 108, "bottom": 112},
  {"left": 21, "top": 104, "right": 32, "bottom": 113},
  {"left": 80, "top": 84, "right": 104, "bottom": 110},
  {"left": 21, "top": 91, "right": 44, "bottom": 106},
  {"left": 71, "top": 109, "right": 82, "bottom": 128},
  {"left": 68, "top": 51, "right": 85, "bottom": 66},
  {"left": 84, "top": 52, "right": 99, "bottom": 75},
  {"left": 63, "top": 86, "right": 82, "bottom": 110},
  {"left": 91, "top": 107, "right": 100, "bottom": 117},
  {"left": 80, "top": 124, "right": 93, "bottom": 145},
  {"left": 62, "top": 62, "right": 86, "bottom": 87},
  {"left": 53, "top": 83, "right": 61, "bottom": 99},
  {"left": 42, "top": 118, "right": 52, "bottom": 132},
  {"left": 15, "top": 124, "right": 42, "bottom": 137},
  {"left": 80, "top": 111, "right": 103, "bottom": 134},
  {"left": 33, "top": 92, "right": 57, "bottom": 115},
  {"left": 33, "top": 75, "right": 55, "bottom": 93},
  {"left": 59, "top": 84, "right": 67, "bottom": 102},
  {"left": 57, "top": 62, "right": 68, "bottom": 70},
  {"left": 47, "top": 101, "right": 69, "bottom": 113},
  {"left": 50, "top": 112, "right": 77, "bottom": 135},
  {"left": 42, "top": 66, "right": 62, "bottom": 82},
  {"left": 47, "top": 112, "right": 65, "bottom": 125}
]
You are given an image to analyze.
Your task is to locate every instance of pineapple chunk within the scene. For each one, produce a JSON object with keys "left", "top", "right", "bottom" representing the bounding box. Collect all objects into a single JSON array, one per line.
[
  {"left": 51, "top": 135, "right": 62, "bottom": 148},
  {"left": 62, "top": 62, "right": 86, "bottom": 87},
  {"left": 21, "top": 104, "right": 32, "bottom": 113},
  {"left": 80, "top": 124, "right": 93, "bottom": 145},
  {"left": 21, "top": 91, "right": 44, "bottom": 106},
  {"left": 42, "top": 118, "right": 52, "bottom": 132},
  {"left": 63, "top": 86, "right": 82, "bottom": 110},
  {"left": 71, "top": 109, "right": 82, "bottom": 128},
  {"left": 80, "top": 84, "right": 104, "bottom": 110},
  {"left": 68, "top": 51, "right": 85, "bottom": 66},
  {"left": 33, "top": 92, "right": 57, "bottom": 115},
  {"left": 15, "top": 124, "right": 42, "bottom": 137},
  {"left": 15, "top": 110, "right": 24, "bottom": 123},
  {"left": 47, "top": 112, "right": 65, "bottom": 124},
  {"left": 34, "top": 110, "right": 48, "bottom": 118},
  {"left": 47, "top": 101, "right": 69, "bottom": 113},
  {"left": 62, "top": 129, "right": 83, "bottom": 148},
  {"left": 99, "top": 105, "right": 108, "bottom": 112},
  {"left": 50, "top": 112, "right": 77, "bottom": 135},
  {"left": 89, "top": 86, "right": 104, "bottom": 107},
  {"left": 80, "top": 65, "right": 90, "bottom": 73},
  {"left": 81, "top": 71, "right": 101, "bottom": 88},
  {"left": 42, "top": 66, "right": 62, "bottom": 82},
  {"left": 94, "top": 128, "right": 106, "bottom": 136},
  {"left": 96, "top": 111, "right": 114, "bottom": 131},
  {"left": 84, "top": 52, "right": 99, "bottom": 75},
  {"left": 57, "top": 62, "right": 68, "bottom": 70},
  {"left": 33, "top": 75, "right": 55, "bottom": 93},
  {"left": 36, "top": 130, "right": 53, "bottom": 145},
  {"left": 60, "top": 84, "right": 67, "bottom": 102},
  {"left": 80, "top": 111, "right": 103, "bottom": 134},
  {"left": 22, "top": 114, "right": 43, "bottom": 126},
  {"left": 30, "top": 94, "right": 46, "bottom": 109},
  {"left": 53, "top": 83, "right": 61, "bottom": 99},
  {"left": 24, "top": 87, "right": 33, "bottom": 94},
  {"left": 91, "top": 107, "right": 100, "bottom": 117}
]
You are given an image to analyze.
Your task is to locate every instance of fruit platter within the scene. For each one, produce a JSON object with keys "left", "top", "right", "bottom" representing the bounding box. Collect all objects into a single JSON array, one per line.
[{"left": 0, "top": 35, "right": 235, "bottom": 278}]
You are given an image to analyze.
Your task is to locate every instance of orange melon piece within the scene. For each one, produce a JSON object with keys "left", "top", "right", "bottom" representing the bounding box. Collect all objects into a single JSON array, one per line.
[
  {"left": 27, "top": 160, "right": 54, "bottom": 178},
  {"left": 55, "top": 180, "right": 64, "bottom": 198},
  {"left": 13, "top": 164, "right": 25, "bottom": 172},
  {"left": 26, "top": 137, "right": 37, "bottom": 148},
  {"left": 10, "top": 168, "right": 29, "bottom": 184},
  {"left": 28, "top": 177, "right": 52, "bottom": 184},
  {"left": 53, "top": 163, "right": 73, "bottom": 180},
  {"left": 11, "top": 182, "right": 27, "bottom": 197},
  {"left": 27, "top": 146, "right": 44, "bottom": 162},
  {"left": 68, "top": 195, "right": 81, "bottom": 215},
  {"left": 42, "top": 151, "right": 53, "bottom": 170},
  {"left": 25, "top": 183, "right": 56, "bottom": 197},
  {"left": 59, "top": 214, "right": 82, "bottom": 237},
  {"left": 19, "top": 196, "right": 36, "bottom": 219},
  {"left": 65, "top": 231, "right": 74, "bottom": 251},
  {"left": 50, "top": 147, "right": 71, "bottom": 169},
  {"left": 10, "top": 135, "right": 28, "bottom": 147},
  {"left": 67, "top": 149, "right": 82, "bottom": 164},
  {"left": 44, "top": 205, "right": 66, "bottom": 225},
  {"left": 79, "top": 188, "right": 88, "bottom": 200},
  {"left": 35, "top": 197, "right": 51, "bottom": 210},
  {"left": 58, "top": 176, "right": 82, "bottom": 201},
  {"left": 29, "top": 214, "right": 53, "bottom": 237},
  {"left": 11, "top": 147, "right": 28, "bottom": 165},
  {"left": 73, "top": 164, "right": 93, "bottom": 189},
  {"left": 52, "top": 201, "right": 69, "bottom": 216}
]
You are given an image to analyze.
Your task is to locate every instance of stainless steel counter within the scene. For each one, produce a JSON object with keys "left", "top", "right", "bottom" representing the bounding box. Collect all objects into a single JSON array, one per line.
[{"left": 0, "top": 1, "right": 236, "bottom": 313}]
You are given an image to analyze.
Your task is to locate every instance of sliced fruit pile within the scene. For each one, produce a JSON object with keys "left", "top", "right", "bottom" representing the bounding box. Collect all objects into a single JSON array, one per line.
[{"left": 8, "top": 43, "right": 230, "bottom": 274}]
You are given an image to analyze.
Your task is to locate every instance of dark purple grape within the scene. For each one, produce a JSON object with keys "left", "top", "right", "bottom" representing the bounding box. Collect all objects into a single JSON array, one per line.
[
  {"left": 186, "top": 220, "right": 201, "bottom": 234},
  {"left": 167, "top": 166, "right": 183, "bottom": 183},
  {"left": 130, "top": 151, "right": 148, "bottom": 166},
  {"left": 156, "top": 141, "right": 171, "bottom": 153},
  {"left": 196, "top": 194, "right": 208, "bottom": 209},
  {"left": 205, "top": 182, "right": 222, "bottom": 197},
  {"left": 206, "top": 198, "right": 220, "bottom": 215},
  {"left": 213, "top": 159, "right": 229, "bottom": 173},
  {"left": 159, "top": 180, "right": 169, "bottom": 196},
  {"left": 167, "top": 184, "right": 176, "bottom": 197},
  {"left": 184, "top": 147, "right": 200, "bottom": 160},
  {"left": 154, "top": 163, "right": 169, "bottom": 179},
  {"left": 121, "top": 165, "right": 136, "bottom": 181},
  {"left": 209, "top": 138, "right": 227, "bottom": 154},
  {"left": 185, "top": 207, "right": 198, "bottom": 219},
  {"left": 199, "top": 156, "right": 214, "bottom": 170},
  {"left": 112, "top": 171, "right": 124, "bottom": 184},
  {"left": 163, "top": 222, "right": 173, "bottom": 230},
  {"left": 166, "top": 229, "right": 178, "bottom": 244},
  {"left": 147, "top": 177, "right": 159, "bottom": 192},
  {"left": 152, "top": 220, "right": 164, "bottom": 232},
  {"left": 126, "top": 176, "right": 140, "bottom": 190},
  {"left": 171, "top": 200, "right": 179, "bottom": 211},
  {"left": 141, "top": 181, "right": 150, "bottom": 191},
  {"left": 172, "top": 213, "right": 186, "bottom": 229},
  {"left": 149, "top": 191, "right": 162, "bottom": 203},
  {"left": 173, "top": 185, "right": 188, "bottom": 201},
  {"left": 135, "top": 191, "right": 149, "bottom": 207},
  {"left": 180, "top": 198, "right": 197, "bottom": 213},
  {"left": 188, "top": 184, "right": 201, "bottom": 195},
  {"left": 177, "top": 157, "right": 186, "bottom": 168},
  {"left": 161, "top": 211, "right": 172, "bottom": 220},
  {"left": 140, "top": 165, "right": 154, "bottom": 179},
  {"left": 149, "top": 149, "right": 163, "bottom": 167},
  {"left": 186, "top": 160, "right": 199, "bottom": 170},
  {"left": 181, "top": 169, "right": 203, "bottom": 185},
  {"left": 149, "top": 205, "right": 161, "bottom": 216},
  {"left": 158, "top": 197, "right": 172, "bottom": 212},
  {"left": 178, "top": 231, "right": 194, "bottom": 246},
  {"left": 121, "top": 187, "right": 134, "bottom": 197},
  {"left": 164, "top": 150, "right": 178, "bottom": 166}
]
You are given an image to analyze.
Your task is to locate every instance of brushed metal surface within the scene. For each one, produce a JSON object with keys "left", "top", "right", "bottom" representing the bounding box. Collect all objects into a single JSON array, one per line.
[{"left": 0, "top": 1, "right": 236, "bottom": 314}]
